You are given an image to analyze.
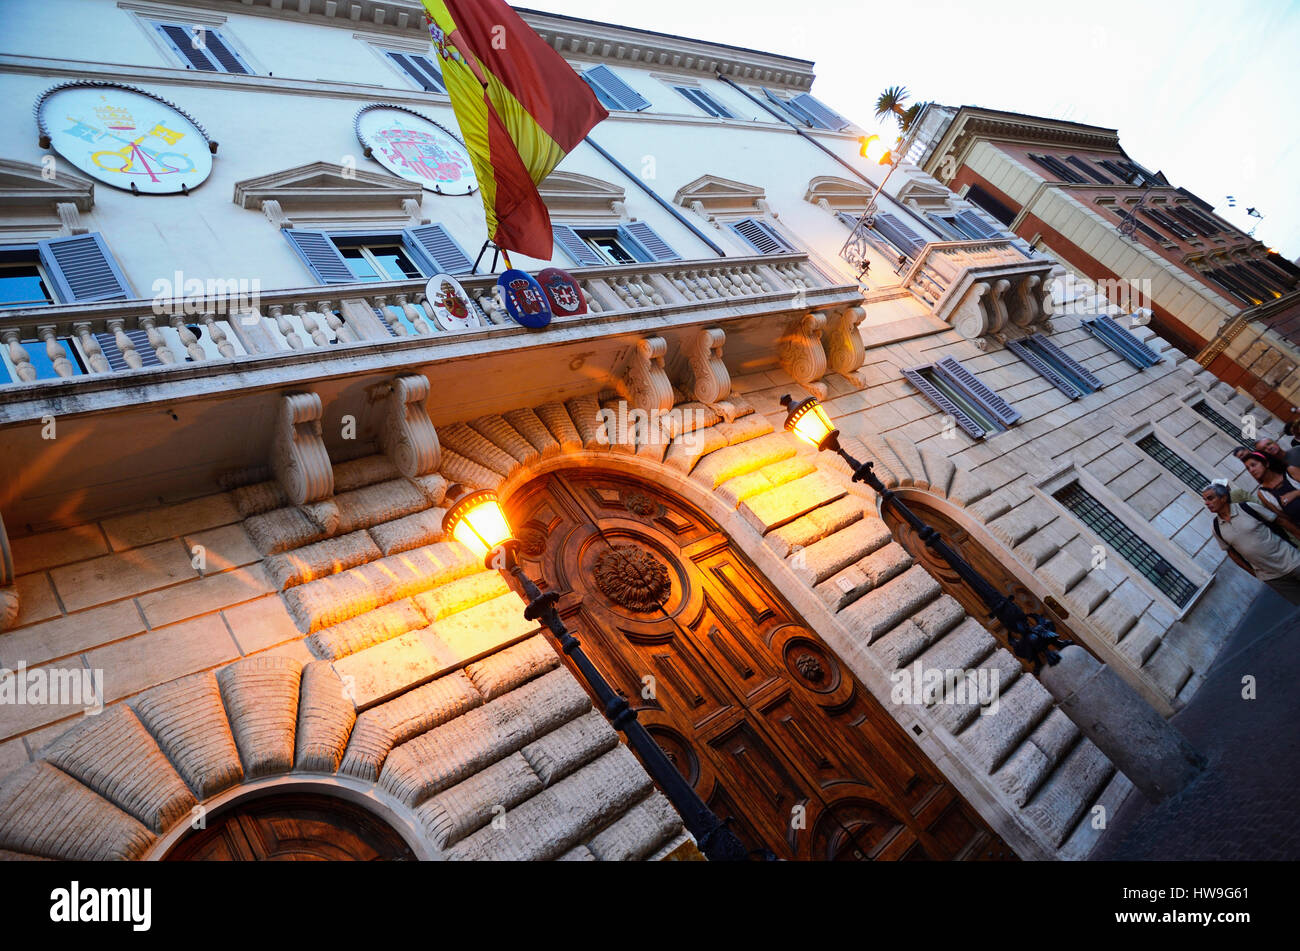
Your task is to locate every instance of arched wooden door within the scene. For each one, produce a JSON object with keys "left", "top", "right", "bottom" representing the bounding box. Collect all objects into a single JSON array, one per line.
[
  {"left": 508, "top": 470, "right": 1016, "bottom": 861},
  {"left": 165, "top": 793, "right": 415, "bottom": 861},
  {"left": 882, "top": 497, "right": 1092, "bottom": 666}
]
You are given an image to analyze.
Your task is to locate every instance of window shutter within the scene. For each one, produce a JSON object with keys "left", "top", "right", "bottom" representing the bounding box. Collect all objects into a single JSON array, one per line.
[
  {"left": 762, "top": 88, "right": 810, "bottom": 126},
  {"left": 695, "top": 88, "right": 733, "bottom": 119},
  {"left": 404, "top": 224, "right": 472, "bottom": 274},
  {"left": 790, "top": 93, "right": 850, "bottom": 131},
  {"left": 621, "top": 221, "right": 681, "bottom": 262},
  {"left": 902, "top": 368, "right": 986, "bottom": 439},
  {"left": 387, "top": 51, "right": 441, "bottom": 92},
  {"left": 1007, "top": 338, "right": 1082, "bottom": 399},
  {"left": 93, "top": 329, "right": 162, "bottom": 370},
  {"left": 156, "top": 23, "right": 213, "bottom": 70},
  {"left": 283, "top": 230, "right": 355, "bottom": 284},
  {"left": 730, "top": 218, "right": 794, "bottom": 256},
  {"left": 583, "top": 65, "right": 650, "bottom": 112},
  {"left": 935, "top": 356, "right": 1022, "bottom": 426},
  {"left": 871, "top": 212, "right": 927, "bottom": 257},
  {"left": 39, "top": 234, "right": 133, "bottom": 303},
  {"left": 1064, "top": 155, "right": 1112, "bottom": 184},
  {"left": 551, "top": 225, "right": 603, "bottom": 267},
  {"left": 1028, "top": 333, "right": 1104, "bottom": 391},
  {"left": 202, "top": 29, "right": 250, "bottom": 74},
  {"left": 956, "top": 210, "right": 999, "bottom": 239},
  {"left": 410, "top": 55, "right": 445, "bottom": 92},
  {"left": 927, "top": 215, "right": 967, "bottom": 241},
  {"left": 1082, "top": 317, "right": 1162, "bottom": 369}
]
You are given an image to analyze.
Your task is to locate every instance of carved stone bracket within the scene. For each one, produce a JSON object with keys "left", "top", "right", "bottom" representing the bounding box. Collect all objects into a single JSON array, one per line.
[
  {"left": 272, "top": 392, "right": 334, "bottom": 506},
  {"left": 951, "top": 281, "right": 992, "bottom": 341},
  {"left": 402, "top": 197, "right": 430, "bottom": 227},
  {"left": 826, "top": 306, "right": 867, "bottom": 386},
  {"left": 619, "top": 337, "right": 674, "bottom": 413},
  {"left": 56, "top": 201, "right": 87, "bottom": 236},
  {"left": 780, "top": 312, "right": 828, "bottom": 400},
  {"left": 0, "top": 511, "right": 16, "bottom": 632},
  {"left": 1011, "top": 275, "right": 1042, "bottom": 327},
  {"left": 987, "top": 279, "right": 1011, "bottom": 334},
  {"left": 261, "top": 199, "right": 290, "bottom": 229},
  {"left": 380, "top": 374, "right": 441, "bottom": 478},
  {"left": 687, "top": 327, "right": 739, "bottom": 421}
]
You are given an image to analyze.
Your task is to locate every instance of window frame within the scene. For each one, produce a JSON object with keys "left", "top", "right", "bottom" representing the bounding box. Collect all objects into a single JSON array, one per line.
[
  {"left": 671, "top": 85, "right": 735, "bottom": 120},
  {"left": 149, "top": 19, "right": 255, "bottom": 74},
  {"left": 903, "top": 356, "right": 1021, "bottom": 439},
  {"left": 379, "top": 47, "right": 447, "bottom": 94}
]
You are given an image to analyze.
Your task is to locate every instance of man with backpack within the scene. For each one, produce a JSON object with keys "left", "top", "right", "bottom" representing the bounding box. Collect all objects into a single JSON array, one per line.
[{"left": 1202, "top": 481, "right": 1300, "bottom": 604}]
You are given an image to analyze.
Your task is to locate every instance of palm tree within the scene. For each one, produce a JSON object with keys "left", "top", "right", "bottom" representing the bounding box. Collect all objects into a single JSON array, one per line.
[
  {"left": 874, "top": 86, "right": 910, "bottom": 126},
  {"left": 900, "top": 101, "right": 929, "bottom": 134}
]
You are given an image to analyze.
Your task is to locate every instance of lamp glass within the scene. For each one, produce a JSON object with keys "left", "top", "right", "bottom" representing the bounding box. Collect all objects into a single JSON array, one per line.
[
  {"left": 786, "top": 398, "right": 835, "bottom": 448},
  {"left": 444, "top": 491, "right": 513, "bottom": 559},
  {"left": 860, "top": 135, "right": 892, "bottom": 166}
]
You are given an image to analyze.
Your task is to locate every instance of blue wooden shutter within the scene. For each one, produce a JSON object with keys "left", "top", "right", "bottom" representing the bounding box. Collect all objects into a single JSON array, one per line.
[
  {"left": 872, "top": 212, "right": 927, "bottom": 257},
  {"left": 94, "top": 329, "right": 162, "bottom": 370},
  {"left": 762, "top": 88, "right": 810, "bottom": 125},
  {"left": 584, "top": 65, "right": 650, "bottom": 111},
  {"left": 621, "top": 222, "right": 681, "bottom": 262},
  {"left": 1028, "top": 333, "right": 1104, "bottom": 390},
  {"left": 902, "top": 368, "right": 986, "bottom": 439},
  {"left": 202, "top": 28, "right": 250, "bottom": 74},
  {"left": 551, "top": 225, "right": 603, "bottom": 266},
  {"left": 956, "top": 210, "right": 1000, "bottom": 239},
  {"left": 730, "top": 218, "right": 794, "bottom": 255},
  {"left": 284, "top": 230, "right": 355, "bottom": 284},
  {"left": 404, "top": 224, "right": 472, "bottom": 274},
  {"left": 935, "top": 355, "right": 1022, "bottom": 427},
  {"left": 387, "top": 50, "right": 442, "bottom": 92},
  {"left": 1007, "top": 338, "right": 1082, "bottom": 399},
  {"left": 39, "top": 234, "right": 133, "bottom": 303},
  {"left": 791, "top": 93, "right": 850, "bottom": 131},
  {"left": 1082, "top": 317, "right": 1161, "bottom": 369},
  {"left": 156, "top": 23, "right": 213, "bottom": 70},
  {"left": 837, "top": 211, "right": 863, "bottom": 231}
]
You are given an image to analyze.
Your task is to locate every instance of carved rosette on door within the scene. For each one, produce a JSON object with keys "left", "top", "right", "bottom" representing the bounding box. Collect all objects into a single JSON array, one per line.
[{"left": 508, "top": 471, "right": 1017, "bottom": 861}]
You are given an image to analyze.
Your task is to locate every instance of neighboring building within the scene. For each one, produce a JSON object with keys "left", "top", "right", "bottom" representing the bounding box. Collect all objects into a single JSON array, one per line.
[
  {"left": 908, "top": 105, "right": 1300, "bottom": 418},
  {"left": 0, "top": 1, "right": 1283, "bottom": 861}
]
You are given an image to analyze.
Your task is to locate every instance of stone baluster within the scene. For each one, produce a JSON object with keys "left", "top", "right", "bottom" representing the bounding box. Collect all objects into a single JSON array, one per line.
[
  {"left": 169, "top": 315, "right": 206, "bottom": 361},
  {"left": 139, "top": 315, "right": 176, "bottom": 364},
  {"left": 267, "top": 304, "right": 304, "bottom": 349},
  {"left": 669, "top": 272, "right": 697, "bottom": 301},
  {"left": 316, "top": 300, "right": 350, "bottom": 342},
  {"left": 106, "top": 319, "right": 143, "bottom": 369},
  {"left": 36, "top": 326, "right": 75, "bottom": 377},
  {"left": 201, "top": 312, "right": 237, "bottom": 358},
  {"left": 293, "top": 302, "right": 330, "bottom": 347},
  {"left": 1, "top": 330, "right": 35, "bottom": 382},
  {"left": 395, "top": 293, "right": 433, "bottom": 335},
  {"left": 373, "top": 295, "right": 408, "bottom": 336},
  {"left": 72, "top": 322, "right": 111, "bottom": 373}
]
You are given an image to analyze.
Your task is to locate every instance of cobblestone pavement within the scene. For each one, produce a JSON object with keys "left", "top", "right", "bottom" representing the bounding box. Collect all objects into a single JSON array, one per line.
[{"left": 1091, "top": 588, "right": 1300, "bottom": 860}]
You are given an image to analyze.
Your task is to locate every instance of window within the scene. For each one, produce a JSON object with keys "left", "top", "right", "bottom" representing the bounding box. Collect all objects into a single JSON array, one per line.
[
  {"left": 0, "top": 258, "right": 56, "bottom": 309},
  {"left": 1027, "top": 154, "right": 1087, "bottom": 184},
  {"left": 730, "top": 218, "right": 796, "bottom": 256},
  {"left": 1054, "top": 482, "right": 1199, "bottom": 607},
  {"left": 1191, "top": 400, "right": 1255, "bottom": 450},
  {"left": 582, "top": 65, "right": 651, "bottom": 112},
  {"left": 1138, "top": 207, "right": 1195, "bottom": 242},
  {"left": 963, "top": 185, "right": 1017, "bottom": 227},
  {"left": 550, "top": 222, "right": 680, "bottom": 266},
  {"left": 1064, "top": 156, "right": 1114, "bottom": 185},
  {"left": 1006, "top": 333, "right": 1103, "bottom": 398},
  {"left": 673, "top": 86, "right": 734, "bottom": 119},
  {"left": 762, "top": 89, "right": 850, "bottom": 131},
  {"left": 382, "top": 49, "right": 445, "bottom": 93},
  {"left": 1081, "top": 316, "right": 1161, "bottom": 369},
  {"left": 932, "top": 210, "right": 1000, "bottom": 241},
  {"left": 903, "top": 356, "right": 1021, "bottom": 439},
  {"left": 1097, "top": 159, "right": 1141, "bottom": 184},
  {"left": 1137, "top": 435, "right": 1209, "bottom": 494},
  {"left": 153, "top": 22, "right": 251, "bottom": 74},
  {"left": 284, "top": 225, "right": 473, "bottom": 284}
]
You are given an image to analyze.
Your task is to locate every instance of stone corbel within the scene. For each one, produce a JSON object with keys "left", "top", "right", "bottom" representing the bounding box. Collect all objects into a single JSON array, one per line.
[
  {"left": 756, "top": 199, "right": 776, "bottom": 218},
  {"left": 262, "top": 199, "right": 290, "bottom": 229},
  {"left": 618, "top": 337, "right": 674, "bottom": 414},
  {"left": 0, "top": 512, "right": 17, "bottom": 632},
  {"left": 826, "top": 306, "right": 867, "bottom": 386},
  {"left": 1011, "top": 275, "right": 1042, "bottom": 327},
  {"left": 612, "top": 199, "right": 629, "bottom": 220},
  {"left": 987, "top": 278, "right": 1011, "bottom": 334},
  {"left": 56, "top": 202, "right": 87, "bottom": 236},
  {"left": 816, "top": 198, "right": 833, "bottom": 214},
  {"left": 689, "top": 199, "right": 719, "bottom": 229},
  {"left": 687, "top": 327, "right": 739, "bottom": 421},
  {"left": 272, "top": 392, "right": 334, "bottom": 506},
  {"left": 951, "top": 281, "right": 992, "bottom": 341},
  {"left": 402, "top": 198, "right": 430, "bottom": 227},
  {"left": 780, "top": 312, "right": 829, "bottom": 400},
  {"left": 380, "top": 374, "right": 441, "bottom": 478}
]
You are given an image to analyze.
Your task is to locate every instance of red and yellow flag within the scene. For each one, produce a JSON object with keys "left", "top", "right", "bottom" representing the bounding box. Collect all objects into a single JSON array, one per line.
[{"left": 420, "top": 0, "right": 608, "bottom": 261}]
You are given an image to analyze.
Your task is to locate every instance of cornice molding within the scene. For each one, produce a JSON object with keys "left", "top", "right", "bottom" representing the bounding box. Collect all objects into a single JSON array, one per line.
[
  {"left": 675, "top": 175, "right": 766, "bottom": 213},
  {"left": 538, "top": 171, "right": 627, "bottom": 218},
  {"left": 923, "top": 108, "right": 1122, "bottom": 178},
  {"left": 0, "top": 158, "right": 95, "bottom": 211},
  {"left": 232, "top": 160, "right": 420, "bottom": 209}
]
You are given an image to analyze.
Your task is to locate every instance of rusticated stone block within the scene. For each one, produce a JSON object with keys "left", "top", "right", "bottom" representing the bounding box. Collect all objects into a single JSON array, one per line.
[
  {"left": 217, "top": 656, "right": 302, "bottom": 780},
  {"left": 308, "top": 599, "right": 429, "bottom": 661},
  {"left": 0, "top": 762, "right": 154, "bottom": 860},
  {"left": 463, "top": 635, "right": 560, "bottom": 700},
  {"left": 264, "top": 531, "right": 382, "bottom": 590},
  {"left": 415, "top": 753, "right": 543, "bottom": 850},
  {"left": 295, "top": 661, "right": 357, "bottom": 774},
  {"left": 838, "top": 565, "right": 941, "bottom": 644},
  {"left": 333, "top": 455, "right": 400, "bottom": 493},
  {"left": 585, "top": 790, "right": 684, "bottom": 862},
  {"left": 503, "top": 407, "right": 561, "bottom": 458},
  {"left": 130, "top": 671, "right": 243, "bottom": 799}
]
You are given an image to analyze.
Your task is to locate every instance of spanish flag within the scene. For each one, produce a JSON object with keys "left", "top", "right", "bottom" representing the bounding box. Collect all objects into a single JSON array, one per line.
[{"left": 421, "top": 0, "right": 608, "bottom": 261}]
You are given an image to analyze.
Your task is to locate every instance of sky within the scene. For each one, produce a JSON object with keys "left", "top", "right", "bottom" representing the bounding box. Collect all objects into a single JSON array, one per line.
[{"left": 521, "top": 0, "right": 1300, "bottom": 259}]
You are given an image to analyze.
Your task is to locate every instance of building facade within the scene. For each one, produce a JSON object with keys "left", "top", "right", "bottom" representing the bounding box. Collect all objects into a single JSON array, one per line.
[
  {"left": 0, "top": 0, "right": 1282, "bottom": 861},
  {"left": 908, "top": 105, "right": 1300, "bottom": 419}
]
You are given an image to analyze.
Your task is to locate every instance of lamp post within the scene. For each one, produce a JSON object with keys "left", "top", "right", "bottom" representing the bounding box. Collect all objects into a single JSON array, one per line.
[
  {"left": 839, "top": 135, "right": 904, "bottom": 280},
  {"left": 441, "top": 489, "right": 752, "bottom": 862},
  {"left": 780, "top": 395, "right": 1072, "bottom": 673}
]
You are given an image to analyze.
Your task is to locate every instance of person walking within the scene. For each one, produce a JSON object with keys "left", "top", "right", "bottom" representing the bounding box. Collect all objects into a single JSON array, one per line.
[
  {"left": 1202, "top": 482, "right": 1300, "bottom": 605},
  {"left": 1255, "top": 436, "right": 1300, "bottom": 470}
]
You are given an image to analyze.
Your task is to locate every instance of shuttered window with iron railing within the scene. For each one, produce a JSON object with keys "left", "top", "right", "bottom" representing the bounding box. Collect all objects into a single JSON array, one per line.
[
  {"left": 1006, "top": 333, "right": 1103, "bottom": 398},
  {"left": 1081, "top": 316, "right": 1162, "bottom": 369},
  {"left": 903, "top": 356, "right": 1021, "bottom": 439},
  {"left": 552, "top": 222, "right": 681, "bottom": 266},
  {"left": 1191, "top": 400, "right": 1256, "bottom": 450},
  {"left": 1137, "top": 434, "right": 1210, "bottom": 494},
  {"left": 1053, "top": 482, "right": 1199, "bottom": 607},
  {"left": 1139, "top": 207, "right": 1195, "bottom": 241}
]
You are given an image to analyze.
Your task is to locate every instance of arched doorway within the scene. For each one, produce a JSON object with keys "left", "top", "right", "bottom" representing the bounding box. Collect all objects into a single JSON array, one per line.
[
  {"left": 508, "top": 468, "right": 1017, "bottom": 861},
  {"left": 882, "top": 495, "right": 1093, "bottom": 668},
  {"left": 165, "top": 793, "right": 416, "bottom": 861}
]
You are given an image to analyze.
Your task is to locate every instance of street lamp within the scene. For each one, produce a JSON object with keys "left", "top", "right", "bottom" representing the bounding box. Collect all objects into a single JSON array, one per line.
[
  {"left": 780, "top": 395, "right": 1072, "bottom": 673},
  {"left": 840, "top": 134, "right": 905, "bottom": 280},
  {"left": 441, "top": 489, "right": 753, "bottom": 862}
]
